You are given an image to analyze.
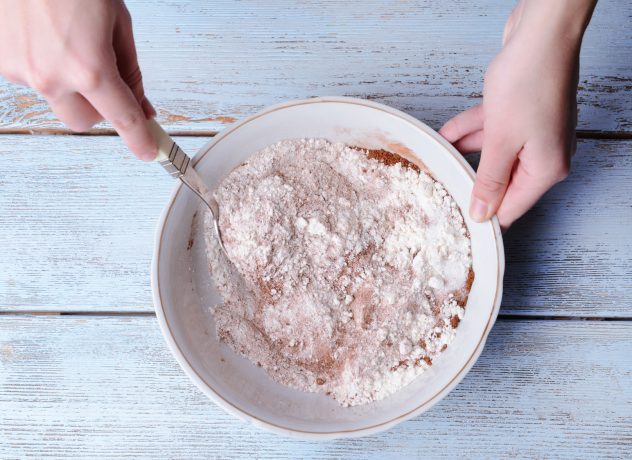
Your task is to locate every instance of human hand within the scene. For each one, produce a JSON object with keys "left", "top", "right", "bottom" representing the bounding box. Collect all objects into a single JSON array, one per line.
[
  {"left": 0, "top": 0, "right": 157, "bottom": 160},
  {"left": 440, "top": 0, "right": 596, "bottom": 229}
]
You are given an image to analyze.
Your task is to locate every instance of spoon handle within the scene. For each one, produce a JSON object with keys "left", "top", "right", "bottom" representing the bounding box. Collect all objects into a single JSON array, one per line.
[
  {"left": 147, "top": 118, "right": 191, "bottom": 178},
  {"left": 146, "top": 118, "right": 227, "bottom": 255},
  {"left": 146, "top": 118, "right": 221, "bottom": 216}
]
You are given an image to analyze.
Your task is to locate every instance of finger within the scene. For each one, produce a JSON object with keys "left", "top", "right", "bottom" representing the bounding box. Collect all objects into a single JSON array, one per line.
[
  {"left": 111, "top": 6, "right": 157, "bottom": 126},
  {"left": 454, "top": 129, "right": 483, "bottom": 154},
  {"left": 496, "top": 152, "right": 569, "bottom": 229},
  {"left": 495, "top": 168, "right": 547, "bottom": 230},
  {"left": 117, "top": 64, "right": 156, "bottom": 119},
  {"left": 439, "top": 104, "right": 484, "bottom": 143},
  {"left": 47, "top": 92, "right": 102, "bottom": 132},
  {"left": 141, "top": 97, "right": 157, "bottom": 119},
  {"left": 112, "top": 3, "right": 156, "bottom": 119},
  {"left": 470, "top": 130, "right": 522, "bottom": 222},
  {"left": 82, "top": 72, "right": 156, "bottom": 160}
]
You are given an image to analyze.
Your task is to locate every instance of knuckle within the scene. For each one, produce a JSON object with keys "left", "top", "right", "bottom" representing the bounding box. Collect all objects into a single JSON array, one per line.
[
  {"left": 125, "top": 66, "right": 143, "bottom": 88},
  {"left": 74, "top": 66, "right": 104, "bottom": 92},
  {"left": 545, "top": 148, "right": 571, "bottom": 183},
  {"left": 476, "top": 171, "right": 508, "bottom": 193},
  {"left": 111, "top": 110, "right": 142, "bottom": 131},
  {"left": 123, "top": 67, "right": 144, "bottom": 101},
  {"left": 29, "top": 70, "right": 56, "bottom": 95},
  {"left": 539, "top": 161, "right": 569, "bottom": 184},
  {"left": 552, "top": 160, "right": 570, "bottom": 182}
]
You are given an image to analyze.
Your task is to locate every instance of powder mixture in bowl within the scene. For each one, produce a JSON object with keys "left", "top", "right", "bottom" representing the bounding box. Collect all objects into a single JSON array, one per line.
[{"left": 204, "top": 138, "right": 473, "bottom": 407}]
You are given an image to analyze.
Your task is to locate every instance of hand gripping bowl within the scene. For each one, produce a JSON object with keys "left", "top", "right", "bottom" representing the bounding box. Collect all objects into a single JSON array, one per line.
[{"left": 152, "top": 97, "right": 504, "bottom": 439}]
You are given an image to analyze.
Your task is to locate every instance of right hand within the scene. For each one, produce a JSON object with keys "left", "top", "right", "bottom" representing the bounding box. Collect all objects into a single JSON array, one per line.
[
  {"left": 439, "top": 0, "right": 594, "bottom": 229},
  {"left": 0, "top": 0, "right": 157, "bottom": 160}
]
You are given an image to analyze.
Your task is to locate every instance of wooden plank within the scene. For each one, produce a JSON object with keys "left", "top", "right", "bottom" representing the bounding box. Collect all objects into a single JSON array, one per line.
[
  {"left": 502, "top": 140, "right": 632, "bottom": 315},
  {"left": 0, "top": 0, "right": 630, "bottom": 134},
  {"left": 464, "top": 140, "right": 632, "bottom": 315},
  {"left": 0, "top": 135, "right": 182, "bottom": 312},
  {"left": 0, "top": 316, "right": 630, "bottom": 457},
  {"left": 1, "top": 135, "right": 631, "bottom": 315}
]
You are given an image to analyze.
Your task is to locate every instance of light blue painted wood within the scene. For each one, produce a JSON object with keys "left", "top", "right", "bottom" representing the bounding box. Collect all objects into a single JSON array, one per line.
[
  {"left": 1, "top": 136, "right": 630, "bottom": 315},
  {"left": 0, "top": 1, "right": 630, "bottom": 456},
  {"left": 0, "top": 135, "right": 190, "bottom": 312},
  {"left": 1, "top": 316, "right": 630, "bottom": 458},
  {"left": 0, "top": 0, "right": 630, "bottom": 134},
  {"left": 496, "top": 140, "right": 632, "bottom": 314}
]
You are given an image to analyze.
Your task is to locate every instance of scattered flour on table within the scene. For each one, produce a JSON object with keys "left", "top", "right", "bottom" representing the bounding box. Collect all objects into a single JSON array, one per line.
[{"left": 204, "top": 138, "right": 473, "bottom": 406}]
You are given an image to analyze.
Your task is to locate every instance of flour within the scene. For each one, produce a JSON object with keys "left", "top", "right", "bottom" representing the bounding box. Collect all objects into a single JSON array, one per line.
[{"left": 204, "top": 138, "right": 473, "bottom": 406}]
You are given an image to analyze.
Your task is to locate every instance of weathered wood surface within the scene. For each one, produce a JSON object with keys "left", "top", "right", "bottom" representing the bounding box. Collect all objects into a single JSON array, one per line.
[
  {"left": 1, "top": 135, "right": 630, "bottom": 315},
  {"left": 502, "top": 139, "right": 632, "bottom": 316},
  {"left": 0, "top": 0, "right": 630, "bottom": 135},
  {"left": 0, "top": 1, "right": 630, "bottom": 455},
  {"left": 1, "top": 316, "right": 630, "bottom": 458},
  {"left": 0, "top": 134, "right": 177, "bottom": 313}
]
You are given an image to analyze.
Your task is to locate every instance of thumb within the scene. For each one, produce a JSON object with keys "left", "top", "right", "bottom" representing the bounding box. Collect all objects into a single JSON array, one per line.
[{"left": 470, "top": 130, "right": 521, "bottom": 222}]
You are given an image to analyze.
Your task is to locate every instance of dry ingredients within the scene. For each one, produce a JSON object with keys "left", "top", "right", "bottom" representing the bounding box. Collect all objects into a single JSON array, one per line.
[{"left": 205, "top": 138, "right": 473, "bottom": 406}]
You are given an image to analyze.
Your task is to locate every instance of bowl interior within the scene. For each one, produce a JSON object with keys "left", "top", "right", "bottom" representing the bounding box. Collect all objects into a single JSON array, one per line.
[{"left": 154, "top": 98, "right": 503, "bottom": 437}]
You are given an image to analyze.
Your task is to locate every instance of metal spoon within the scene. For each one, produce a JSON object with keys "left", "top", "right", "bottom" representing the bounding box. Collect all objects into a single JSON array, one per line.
[{"left": 147, "top": 119, "right": 228, "bottom": 256}]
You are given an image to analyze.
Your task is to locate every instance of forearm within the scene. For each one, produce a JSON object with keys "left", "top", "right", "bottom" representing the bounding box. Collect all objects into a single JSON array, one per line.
[{"left": 514, "top": 0, "right": 597, "bottom": 45}]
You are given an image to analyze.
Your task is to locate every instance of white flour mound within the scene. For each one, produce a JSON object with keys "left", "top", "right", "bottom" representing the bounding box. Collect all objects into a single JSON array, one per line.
[{"left": 204, "top": 138, "right": 473, "bottom": 406}]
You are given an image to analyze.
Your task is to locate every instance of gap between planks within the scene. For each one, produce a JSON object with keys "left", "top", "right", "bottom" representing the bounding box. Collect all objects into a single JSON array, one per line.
[
  {"left": 0, "top": 310, "right": 631, "bottom": 321},
  {"left": 0, "top": 128, "right": 630, "bottom": 140}
]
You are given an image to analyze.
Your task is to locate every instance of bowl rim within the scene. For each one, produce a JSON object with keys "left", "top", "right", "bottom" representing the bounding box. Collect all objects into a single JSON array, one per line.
[{"left": 151, "top": 96, "right": 505, "bottom": 439}]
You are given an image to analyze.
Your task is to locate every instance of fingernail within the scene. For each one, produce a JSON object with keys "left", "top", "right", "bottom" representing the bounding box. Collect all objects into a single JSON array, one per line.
[{"left": 470, "top": 197, "right": 489, "bottom": 222}]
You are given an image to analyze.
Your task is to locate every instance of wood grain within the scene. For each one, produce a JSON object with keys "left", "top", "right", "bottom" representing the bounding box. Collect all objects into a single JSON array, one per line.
[
  {"left": 0, "top": 316, "right": 630, "bottom": 458},
  {"left": 1, "top": 1, "right": 630, "bottom": 455},
  {"left": 482, "top": 140, "right": 632, "bottom": 316},
  {"left": 0, "top": 0, "right": 630, "bottom": 134},
  {"left": 1, "top": 135, "right": 630, "bottom": 315}
]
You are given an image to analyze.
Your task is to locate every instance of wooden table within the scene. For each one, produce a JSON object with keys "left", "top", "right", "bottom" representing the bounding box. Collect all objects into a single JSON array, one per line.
[{"left": 1, "top": 1, "right": 630, "bottom": 457}]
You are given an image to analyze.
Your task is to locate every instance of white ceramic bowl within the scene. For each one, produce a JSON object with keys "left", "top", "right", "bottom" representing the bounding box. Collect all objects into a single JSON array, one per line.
[{"left": 152, "top": 97, "right": 504, "bottom": 439}]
